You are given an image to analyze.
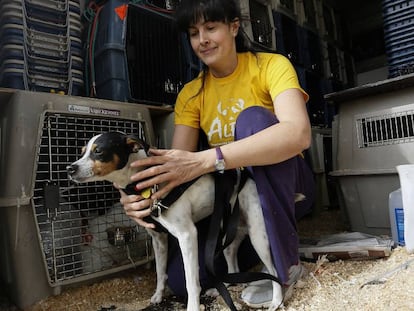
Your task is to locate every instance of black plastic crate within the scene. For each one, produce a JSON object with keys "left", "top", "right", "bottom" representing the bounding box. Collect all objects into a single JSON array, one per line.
[
  {"left": 249, "top": 0, "right": 274, "bottom": 50},
  {"left": 90, "top": 1, "right": 201, "bottom": 105},
  {"left": 126, "top": 4, "right": 193, "bottom": 105}
]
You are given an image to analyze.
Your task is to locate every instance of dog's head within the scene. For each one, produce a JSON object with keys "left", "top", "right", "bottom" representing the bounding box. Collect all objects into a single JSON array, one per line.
[{"left": 67, "top": 132, "right": 149, "bottom": 186}]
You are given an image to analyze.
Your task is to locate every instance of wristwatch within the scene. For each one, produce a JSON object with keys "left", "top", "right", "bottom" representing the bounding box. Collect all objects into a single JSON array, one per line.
[{"left": 215, "top": 147, "right": 225, "bottom": 174}]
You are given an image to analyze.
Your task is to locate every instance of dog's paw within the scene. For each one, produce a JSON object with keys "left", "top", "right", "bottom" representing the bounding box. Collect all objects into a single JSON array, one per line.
[
  {"left": 150, "top": 292, "right": 163, "bottom": 304},
  {"left": 204, "top": 288, "right": 219, "bottom": 297}
]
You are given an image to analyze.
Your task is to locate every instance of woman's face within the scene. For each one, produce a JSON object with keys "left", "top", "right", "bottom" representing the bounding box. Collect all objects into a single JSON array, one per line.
[{"left": 188, "top": 19, "right": 239, "bottom": 76}]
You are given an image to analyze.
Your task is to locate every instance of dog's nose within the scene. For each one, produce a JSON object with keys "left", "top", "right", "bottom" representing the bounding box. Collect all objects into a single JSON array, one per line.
[{"left": 66, "top": 164, "right": 78, "bottom": 176}]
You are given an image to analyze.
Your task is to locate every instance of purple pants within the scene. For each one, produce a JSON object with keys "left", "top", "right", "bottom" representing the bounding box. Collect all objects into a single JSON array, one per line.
[{"left": 167, "top": 106, "right": 315, "bottom": 296}]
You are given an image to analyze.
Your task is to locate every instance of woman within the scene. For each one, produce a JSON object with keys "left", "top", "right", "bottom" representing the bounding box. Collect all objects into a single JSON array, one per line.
[{"left": 119, "top": 0, "right": 315, "bottom": 308}]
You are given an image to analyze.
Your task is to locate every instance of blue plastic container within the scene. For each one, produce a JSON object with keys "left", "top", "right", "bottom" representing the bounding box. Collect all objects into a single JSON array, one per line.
[
  {"left": 0, "top": 44, "right": 24, "bottom": 61},
  {"left": 0, "top": 68, "right": 27, "bottom": 89},
  {"left": 383, "top": 0, "right": 414, "bottom": 15},
  {"left": 382, "top": 8, "right": 414, "bottom": 32},
  {"left": 94, "top": 46, "right": 130, "bottom": 101},
  {"left": 0, "top": 0, "right": 84, "bottom": 95},
  {"left": 91, "top": 0, "right": 129, "bottom": 100},
  {"left": 25, "top": 2, "right": 68, "bottom": 25},
  {"left": 389, "top": 188, "right": 405, "bottom": 246},
  {"left": 382, "top": 0, "right": 414, "bottom": 77}
]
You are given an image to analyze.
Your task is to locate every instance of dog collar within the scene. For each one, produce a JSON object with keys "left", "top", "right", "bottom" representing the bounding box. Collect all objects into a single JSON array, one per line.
[
  {"left": 147, "top": 184, "right": 170, "bottom": 217},
  {"left": 124, "top": 178, "right": 200, "bottom": 217},
  {"left": 123, "top": 183, "right": 165, "bottom": 217},
  {"left": 140, "top": 185, "right": 171, "bottom": 217}
]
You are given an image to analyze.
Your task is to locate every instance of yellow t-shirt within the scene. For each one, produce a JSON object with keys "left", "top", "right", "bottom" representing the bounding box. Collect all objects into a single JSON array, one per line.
[{"left": 174, "top": 52, "right": 308, "bottom": 147}]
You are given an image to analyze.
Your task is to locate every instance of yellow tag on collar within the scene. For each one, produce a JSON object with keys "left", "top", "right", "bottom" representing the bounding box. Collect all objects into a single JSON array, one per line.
[{"left": 141, "top": 187, "right": 152, "bottom": 199}]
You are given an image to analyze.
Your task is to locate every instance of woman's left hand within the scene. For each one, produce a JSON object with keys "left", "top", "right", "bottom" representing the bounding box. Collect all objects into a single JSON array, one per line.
[{"left": 129, "top": 148, "right": 211, "bottom": 199}]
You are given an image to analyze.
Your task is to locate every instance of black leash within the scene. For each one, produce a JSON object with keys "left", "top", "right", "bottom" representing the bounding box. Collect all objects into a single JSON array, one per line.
[
  {"left": 204, "top": 170, "right": 236, "bottom": 310},
  {"left": 205, "top": 169, "right": 282, "bottom": 311}
]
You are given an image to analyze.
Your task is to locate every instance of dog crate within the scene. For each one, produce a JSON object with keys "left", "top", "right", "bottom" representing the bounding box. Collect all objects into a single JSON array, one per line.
[
  {"left": 328, "top": 79, "right": 414, "bottom": 235},
  {"left": 271, "top": 0, "right": 298, "bottom": 20},
  {"left": 239, "top": 0, "right": 276, "bottom": 50},
  {"left": 0, "top": 0, "right": 84, "bottom": 95},
  {"left": 87, "top": 0, "right": 201, "bottom": 105},
  {"left": 0, "top": 90, "right": 155, "bottom": 309}
]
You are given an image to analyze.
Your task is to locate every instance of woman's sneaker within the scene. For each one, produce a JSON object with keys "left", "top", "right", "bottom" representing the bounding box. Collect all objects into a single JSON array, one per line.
[{"left": 240, "top": 264, "right": 306, "bottom": 309}]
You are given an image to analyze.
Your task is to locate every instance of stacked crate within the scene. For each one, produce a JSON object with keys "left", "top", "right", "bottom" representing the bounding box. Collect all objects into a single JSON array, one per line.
[
  {"left": 382, "top": 0, "right": 414, "bottom": 77},
  {"left": 84, "top": 0, "right": 201, "bottom": 105},
  {"left": 274, "top": 0, "right": 327, "bottom": 126},
  {"left": 0, "top": 0, "right": 84, "bottom": 95}
]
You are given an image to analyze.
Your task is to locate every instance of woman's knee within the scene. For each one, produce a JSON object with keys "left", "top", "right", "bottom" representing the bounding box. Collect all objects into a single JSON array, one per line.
[{"left": 235, "top": 106, "right": 278, "bottom": 140}]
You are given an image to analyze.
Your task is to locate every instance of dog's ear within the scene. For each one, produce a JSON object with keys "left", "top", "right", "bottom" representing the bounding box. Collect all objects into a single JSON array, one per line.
[{"left": 126, "top": 135, "right": 150, "bottom": 155}]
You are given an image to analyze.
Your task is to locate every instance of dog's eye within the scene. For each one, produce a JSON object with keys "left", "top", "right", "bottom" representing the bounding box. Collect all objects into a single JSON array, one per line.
[{"left": 94, "top": 148, "right": 103, "bottom": 156}]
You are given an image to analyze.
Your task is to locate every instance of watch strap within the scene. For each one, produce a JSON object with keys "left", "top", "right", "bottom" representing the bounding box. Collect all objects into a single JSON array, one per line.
[
  {"left": 215, "top": 147, "right": 225, "bottom": 173},
  {"left": 215, "top": 146, "right": 224, "bottom": 161}
]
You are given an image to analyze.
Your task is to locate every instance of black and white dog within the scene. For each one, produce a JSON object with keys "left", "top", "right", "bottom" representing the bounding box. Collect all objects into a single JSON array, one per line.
[{"left": 67, "top": 131, "right": 283, "bottom": 311}]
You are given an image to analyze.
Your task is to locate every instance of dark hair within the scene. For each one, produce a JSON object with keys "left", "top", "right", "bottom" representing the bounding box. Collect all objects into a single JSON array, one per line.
[
  {"left": 175, "top": 0, "right": 254, "bottom": 100},
  {"left": 175, "top": 0, "right": 252, "bottom": 53}
]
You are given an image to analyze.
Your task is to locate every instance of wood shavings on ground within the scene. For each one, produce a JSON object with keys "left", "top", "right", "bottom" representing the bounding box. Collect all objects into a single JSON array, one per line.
[
  {"left": 3, "top": 209, "right": 414, "bottom": 311},
  {"left": 288, "top": 247, "right": 414, "bottom": 311}
]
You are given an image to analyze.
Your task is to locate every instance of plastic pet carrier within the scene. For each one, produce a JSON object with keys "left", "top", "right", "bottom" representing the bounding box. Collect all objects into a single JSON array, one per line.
[
  {"left": 86, "top": 0, "right": 201, "bottom": 105},
  {"left": 239, "top": 0, "right": 276, "bottom": 51},
  {"left": 0, "top": 90, "right": 155, "bottom": 309},
  {"left": 330, "top": 85, "right": 414, "bottom": 235},
  {"left": 126, "top": 4, "right": 199, "bottom": 105}
]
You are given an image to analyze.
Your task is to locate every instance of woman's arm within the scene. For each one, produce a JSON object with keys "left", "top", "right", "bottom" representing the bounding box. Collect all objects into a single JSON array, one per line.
[
  {"left": 219, "top": 88, "right": 311, "bottom": 168},
  {"left": 171, "top": 124, "right": 200, "bottom": 151},
  {"left": 129, "top": 88, "right": 311, "bottom": 200}
]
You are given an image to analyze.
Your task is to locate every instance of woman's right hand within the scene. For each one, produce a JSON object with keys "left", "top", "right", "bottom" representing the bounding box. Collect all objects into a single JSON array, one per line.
[{"left": 116, "top": 185, "right": 156, "bottom": 229}]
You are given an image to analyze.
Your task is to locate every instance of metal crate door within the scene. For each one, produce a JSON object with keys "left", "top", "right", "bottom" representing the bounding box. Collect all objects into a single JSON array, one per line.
[{"left": 32, "top": 113, "right": 152, "bottom": 285}]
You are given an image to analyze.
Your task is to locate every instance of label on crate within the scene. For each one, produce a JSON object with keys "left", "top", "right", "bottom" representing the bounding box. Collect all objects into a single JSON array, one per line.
[
  {"left": 115, "top": 4, "right": 128, "bottom": 21},
  {"left": 68, "top": 104, "right": 120, "bottom": 117},
  {"left": 395, "top": 208, "right": 405, "bottom": 244}
]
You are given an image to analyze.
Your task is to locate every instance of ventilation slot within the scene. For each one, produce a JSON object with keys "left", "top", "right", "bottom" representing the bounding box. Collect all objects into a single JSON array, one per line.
[{"left": 357, "top": 109, "right": 414, "bottom": 148}]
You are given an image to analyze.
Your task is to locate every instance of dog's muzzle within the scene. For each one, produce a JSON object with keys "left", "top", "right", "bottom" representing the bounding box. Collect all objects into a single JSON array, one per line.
[
  {"left": 66, "top": 164, "right": 79, "bottom": 180},
  {"left": 67, "top": 164, "right": 77, "bottom": 175}
]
